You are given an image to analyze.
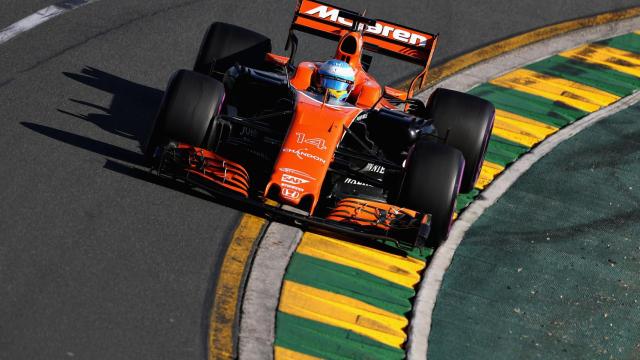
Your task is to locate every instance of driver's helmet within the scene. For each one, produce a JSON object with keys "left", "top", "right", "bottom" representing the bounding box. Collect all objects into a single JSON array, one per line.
[{"left": 317, "top": 59, "right": 356, "bottom": 102}]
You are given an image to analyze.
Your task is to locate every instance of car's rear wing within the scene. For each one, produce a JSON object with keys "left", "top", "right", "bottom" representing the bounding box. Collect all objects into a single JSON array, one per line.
[{"left": 288, "top": 0, "right": 438, "bottom": 94}]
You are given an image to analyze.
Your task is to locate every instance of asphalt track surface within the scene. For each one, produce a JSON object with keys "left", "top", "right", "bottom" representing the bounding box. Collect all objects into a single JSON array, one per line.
[{"left": 1, "top": 1, "right": 638, "bottom": 359}]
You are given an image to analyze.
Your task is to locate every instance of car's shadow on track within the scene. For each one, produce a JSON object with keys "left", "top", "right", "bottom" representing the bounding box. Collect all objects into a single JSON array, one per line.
[
  {"left": 22, "top": 66, "right": 159, "bottom": 167},
  {"left": 21, "top": 66, "right": 232, "bottom": 205},
  {"left": 60, "top": 66, "right": 162, "bottom": 149},
  {"left": 22, "top": 122, "right": 147, "bottom": 164},
  {"left": 21, "top": 66, "right": 235, "bottom": 358}
]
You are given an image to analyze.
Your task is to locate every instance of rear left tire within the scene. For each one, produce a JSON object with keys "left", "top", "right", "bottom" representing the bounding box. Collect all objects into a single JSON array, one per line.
[{"left": 194, "top": 22, "right": 272, "bottom": 79}]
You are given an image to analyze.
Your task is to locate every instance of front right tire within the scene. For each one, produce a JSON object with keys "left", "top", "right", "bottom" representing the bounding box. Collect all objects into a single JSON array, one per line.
[{"left": 396, "top": 141, "right": 464, "bottom": 245}]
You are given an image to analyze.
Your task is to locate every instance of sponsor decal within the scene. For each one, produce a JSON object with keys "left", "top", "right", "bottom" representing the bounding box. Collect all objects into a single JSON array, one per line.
[
  {"left": 354, "top": 113, "right": 368, "bottom": 121},
  {"left": 240, "top": 126, "right": 258, "bottom": 138},
  {"left": 304, "top": 5, "right": 428, "bottom": 46},
  {"left": 364, "top": 163, "right": 385, "bottom": 174},
  {"left": 281, "top": 188, "right": 300, "bottom": 199},
  {"left": 279, "top": 167, "right": 316, "bottom": 180},
  {"left": 282, "top": 174, "right": 310, "bottom": 185},
  {"left": 281, "top": 183, "right": 304, "bottom": 192},
  {"left": 296, "top": 132, "right": 326, "bottom": 150},
  {"left": 282, "top": 148, "right": 327, "bottom": 165},
  {"left": 344, "top": 178, "right": 373, "bottom": 187}
]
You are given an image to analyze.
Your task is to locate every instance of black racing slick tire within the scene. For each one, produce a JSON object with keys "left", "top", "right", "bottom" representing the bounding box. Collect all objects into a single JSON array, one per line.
[
  {"left": 194, "top": 22, "right": 272, "bottom": 79},
  {"left": 427, "top": 88, "right": 495, "bottom": 193},
  {"left": 397, "top": 141, "right": 464, "bottom": 246},
  {"left": 144, "top": 69, "right": 225, "bottom": 159}
]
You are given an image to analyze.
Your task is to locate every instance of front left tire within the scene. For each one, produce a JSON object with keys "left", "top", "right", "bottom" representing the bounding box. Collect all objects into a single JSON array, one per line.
[{"left": 144, "top": 69, "right": 225, "bottom": 160}]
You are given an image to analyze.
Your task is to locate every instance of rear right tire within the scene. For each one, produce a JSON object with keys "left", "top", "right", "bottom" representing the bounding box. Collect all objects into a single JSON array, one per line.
[{"left": 427, "top": 88, "right": 495, "bottom": 193}]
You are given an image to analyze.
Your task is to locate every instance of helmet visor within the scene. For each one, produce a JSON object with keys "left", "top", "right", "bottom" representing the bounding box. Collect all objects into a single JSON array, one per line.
[
  {"left": 327, "top": 88, "right": 349, "bottom": 100},
  {"left": 321, "top": 75, "right": 352, "bottom": 92}
]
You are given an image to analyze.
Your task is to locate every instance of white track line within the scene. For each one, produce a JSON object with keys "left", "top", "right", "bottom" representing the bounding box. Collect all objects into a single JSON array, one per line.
[
  {"left": 0, "top": 0, "right": 98, "bottom": 45},
  {"left": 407, "top": 91, "right": 640, "bottom": 359}
]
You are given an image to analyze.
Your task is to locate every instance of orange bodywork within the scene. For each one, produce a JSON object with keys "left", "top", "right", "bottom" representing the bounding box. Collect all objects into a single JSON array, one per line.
[
  {"left": 175, "top": 144, "right": 250, "bottom": 197},
  {"left": 264, "top": 11, "right": 435, "bottom": 213},
  {"left": 290, "top": 0, "right": 439, "bottom": 100},
  {"left": 269, "top": 29, "right": 404, "bottom": 213},
  {"left": 264, "top": 92, "right": 362, "bottom": 213},
  {"left": 289, "top": 60, "right": 383, "bottom": 109},
  {"left": 326, "top": 198, "right": 424, "bottom": 232},
  {"left": 290, "top": 31, "right": 383, "bottom": 108},
  {"left": 292, "top": 0, "right": 437, "bottom": 66},
  {"left": 265, "top": 52, "right": 290, "bottom": 67},
  {"left": 180, "top": 1, "right": 440, "bottom": 218}
]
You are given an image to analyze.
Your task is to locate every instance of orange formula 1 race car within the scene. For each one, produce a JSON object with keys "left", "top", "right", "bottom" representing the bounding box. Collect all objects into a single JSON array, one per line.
[{"left": 144, "top": 0, "right": 495, "bottom": 247}]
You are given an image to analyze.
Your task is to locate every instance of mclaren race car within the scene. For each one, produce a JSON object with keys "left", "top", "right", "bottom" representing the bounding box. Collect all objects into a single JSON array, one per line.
[{"left": 144, "top": 0, "right": 495, "bottom": 247}]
